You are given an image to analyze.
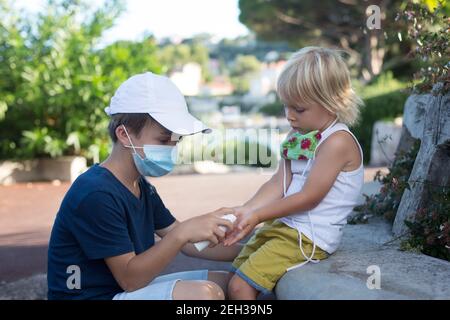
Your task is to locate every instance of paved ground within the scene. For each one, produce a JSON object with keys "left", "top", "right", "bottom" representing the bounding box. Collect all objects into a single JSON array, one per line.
[{"left": 0, "top": 166, "right": 387, "bottom": 298}]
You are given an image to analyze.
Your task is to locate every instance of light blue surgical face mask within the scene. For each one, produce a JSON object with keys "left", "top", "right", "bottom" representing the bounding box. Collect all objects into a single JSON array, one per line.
[{"left": 123, "top": 126, "right": 178, "bottom": 177}]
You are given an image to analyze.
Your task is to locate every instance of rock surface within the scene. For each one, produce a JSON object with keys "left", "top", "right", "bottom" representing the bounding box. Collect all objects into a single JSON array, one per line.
[
  {"left": 276, "top": 216, "right": 450, "bottom": 299},
  {"left": 370, "top": 119, "right": 402, "bottom": 166},
  {"left": 393, "top": 91, "right": 450, "bottom": 236}
]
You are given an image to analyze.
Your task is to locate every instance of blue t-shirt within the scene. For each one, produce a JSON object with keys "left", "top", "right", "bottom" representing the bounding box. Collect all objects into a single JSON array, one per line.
[{"left": 47, "top": 164, "right": 176, "bottom": 300}]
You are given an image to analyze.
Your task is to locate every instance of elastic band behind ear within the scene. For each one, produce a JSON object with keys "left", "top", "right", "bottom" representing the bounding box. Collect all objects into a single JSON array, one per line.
[{"left": 122, "top": 125, "right": 138, "bottom": 153}]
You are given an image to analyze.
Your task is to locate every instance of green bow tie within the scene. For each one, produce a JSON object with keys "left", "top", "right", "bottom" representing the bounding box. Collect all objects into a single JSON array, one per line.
[{"left": 280, "top": 130, "right": 322, "bottom": 161}]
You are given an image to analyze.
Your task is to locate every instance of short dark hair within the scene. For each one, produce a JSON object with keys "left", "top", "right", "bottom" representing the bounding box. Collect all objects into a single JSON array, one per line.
[{"left": 108, "top": 113, "right": 152, "bottom": 143}]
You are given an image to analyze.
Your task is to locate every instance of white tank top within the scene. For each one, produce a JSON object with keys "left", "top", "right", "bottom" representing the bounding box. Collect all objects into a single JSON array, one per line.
[{"left": 278, "top": 120, "right": 364, "bottom": 271}]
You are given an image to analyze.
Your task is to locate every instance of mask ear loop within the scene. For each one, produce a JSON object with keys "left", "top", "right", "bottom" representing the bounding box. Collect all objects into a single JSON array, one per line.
[
  {"left": 289, "top": 120, "right": 339, "bottom": 271},
  {"left": 122, "top": 125, "right": 139, "bottom": 156},
  {"left": 286, "top": 157, "right": 318, "bottom": 272},
  {"left": 301, "top": 159, "right": 311, "bottom": 177},
  {"left": 283, "top": 159, "right": 287, "bottom": 197}
]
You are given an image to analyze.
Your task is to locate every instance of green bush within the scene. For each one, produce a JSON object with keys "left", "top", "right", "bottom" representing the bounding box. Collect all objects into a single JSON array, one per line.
[
  {"left": 403, "top": 185, "right": 450, "bottom": 262},
  {"left": 349, "top": 140, "right": 420, "bottom": 224},
  {"left": 177, "top": 132, "right": 277, "bottom": 168},
  {"left": 260, "top": 101, "right": 284, "bottom": 117},
  {"left": 349, "top": 120, "right": 450, "bottom": 263},
  {"left": 396, "top": 2, "right": 450, "bottom": 94},
  {"left": 0, "top": 0, "right": 161, "bottom": 163},
  {"left": 352, "top": 90, "right": 409, "bottom": 164},
  {"left": 352, "top": 72, "right": 409, "bottom": 163},
  {"left": 221, "top": 139, "right": 276, "bottom": 168}
]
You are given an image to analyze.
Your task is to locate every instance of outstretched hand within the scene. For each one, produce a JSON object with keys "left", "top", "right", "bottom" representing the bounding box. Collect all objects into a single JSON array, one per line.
[{"left": 223, "top": 206, "right": 259, "bottom": 246}]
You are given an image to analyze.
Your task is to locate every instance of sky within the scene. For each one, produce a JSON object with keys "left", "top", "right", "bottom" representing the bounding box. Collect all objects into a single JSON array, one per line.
[{"left": 15, "top": 0, "right": 250, "bottom": 43}]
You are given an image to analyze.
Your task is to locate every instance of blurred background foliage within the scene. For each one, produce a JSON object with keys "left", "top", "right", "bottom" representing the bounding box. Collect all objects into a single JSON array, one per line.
[
  {"left": 238, "top": 0, "right": 449, "bottom": 82},
  {"left": 252, "top": 0, "right": 448, "bottom": 163},
  {"left": 0, "top": 0, "right": 161, "bottom": 162},
  {"left": 0, "top": 0, "right": 448, "bottom": 164}
]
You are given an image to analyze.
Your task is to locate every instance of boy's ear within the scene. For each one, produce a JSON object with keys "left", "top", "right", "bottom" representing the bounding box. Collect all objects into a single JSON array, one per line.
[{"left": 115, "top": 125, "right": 130, "bottom": 147}]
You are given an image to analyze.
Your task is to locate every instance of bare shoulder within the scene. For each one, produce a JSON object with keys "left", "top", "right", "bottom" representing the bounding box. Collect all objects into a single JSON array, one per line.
[{"left": 316, "top": 131, "right": 362, "bottom": 172}]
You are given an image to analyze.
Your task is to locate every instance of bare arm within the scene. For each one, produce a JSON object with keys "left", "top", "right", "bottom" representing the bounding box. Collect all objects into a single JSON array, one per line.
[
  {"left": 182, "top": 241, "right": 243, "bottom": 261},
  {"left": 105, "top": 229, "right": 183, "bottom": 293},
  {"left": 157, "top": 220, "right": 243, "bottom": 261},
  {"left": 105, "top": 208, "right": 234, "bottom": 292},
  {"left": 254, "top": 132, "right": 350, "bottom": 221}
]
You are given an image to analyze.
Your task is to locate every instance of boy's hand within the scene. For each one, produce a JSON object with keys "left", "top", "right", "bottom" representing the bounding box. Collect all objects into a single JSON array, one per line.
[
  {"left": 223, "top": 208, "right": 260, "bottom": 246},
  {"left": 222, "top": 205, "right": 251, "bottom": 240},
  {"left": 176, "top": 207, "right": 235, "bottom": 247}
]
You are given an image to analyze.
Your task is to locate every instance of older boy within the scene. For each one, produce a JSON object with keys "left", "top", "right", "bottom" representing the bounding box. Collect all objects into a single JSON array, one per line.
[{"left": 47, "top": 72, "right": 241, "bottom": 300}]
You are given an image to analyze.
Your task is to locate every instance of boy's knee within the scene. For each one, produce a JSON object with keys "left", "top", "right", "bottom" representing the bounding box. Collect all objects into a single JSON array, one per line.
[
  {"left": 197, "top": 280, "right": 225, "bottom": 300},
  {"left": 173, "top": 280, "right": 225, "bottom": 300}
]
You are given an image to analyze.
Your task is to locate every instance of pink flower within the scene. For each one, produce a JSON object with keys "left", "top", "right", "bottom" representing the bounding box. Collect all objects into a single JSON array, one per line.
[
  {"left": 301, "top": 138, "right": 311, "bottom": 150},
  {"left": 283, "top": 148, "right": 288, "bottom": 157},
  {"left": 315, "top": 133, "right": 322, "bottom": 140},
  {"left": 289, "top": 137, "right": 297, "bottom": 143},
  {"left": 298, "top": 155, "right": 308, "bottom": 160}
]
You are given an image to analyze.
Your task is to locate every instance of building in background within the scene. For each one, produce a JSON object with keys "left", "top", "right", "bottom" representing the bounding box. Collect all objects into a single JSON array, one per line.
[
  {"left": 248, "top": 60, "right": 286, "bottom": 98},
  {"left": 169, "top": 62, "right": 202, "bottom": 96},
  {"left": 201, "top": 76, "right": 234, "bottom": 96}
]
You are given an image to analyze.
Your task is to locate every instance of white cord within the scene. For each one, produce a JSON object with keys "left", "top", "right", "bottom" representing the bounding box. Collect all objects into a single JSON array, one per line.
[
  {"left": 122, "top": 125, "right": 138, "bottom": 154},
  {"left": 286, "top": 119, "right": 339, "bottom": 271},
  {"left": 283, "top": 159, "right": 287, "bottom": 197},
  {"left": 287, "top": 158, "right": 320, "bottom": 272}
]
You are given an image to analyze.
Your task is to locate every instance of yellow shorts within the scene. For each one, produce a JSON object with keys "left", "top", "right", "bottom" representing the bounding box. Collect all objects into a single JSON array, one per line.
[{"left": 231, "top": 219, "right": 329, "bottom": 293}]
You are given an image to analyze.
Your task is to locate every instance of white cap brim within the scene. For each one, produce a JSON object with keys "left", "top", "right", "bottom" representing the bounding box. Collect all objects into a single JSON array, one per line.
[{"left": 150, "top": 111, "right": 211, "bottom": 136}]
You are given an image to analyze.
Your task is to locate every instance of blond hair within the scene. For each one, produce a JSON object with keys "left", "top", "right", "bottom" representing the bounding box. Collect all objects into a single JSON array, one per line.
[{"left": 277, "top": 47, "right": 363, "bottom": 127}]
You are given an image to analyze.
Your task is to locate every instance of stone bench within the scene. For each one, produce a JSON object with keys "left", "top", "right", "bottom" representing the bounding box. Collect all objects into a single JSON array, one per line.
[{"left": 275, "top": 216, "right": 450, "bottom": 299}]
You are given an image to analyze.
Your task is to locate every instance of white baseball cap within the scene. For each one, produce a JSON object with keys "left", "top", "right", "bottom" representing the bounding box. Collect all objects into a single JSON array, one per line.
[{"left": 105, "top": 72, "right": 211, "bottom": 135}]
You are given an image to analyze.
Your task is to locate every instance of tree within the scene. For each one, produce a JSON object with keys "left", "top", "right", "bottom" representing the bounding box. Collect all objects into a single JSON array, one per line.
[
  {"left": 238, "top": 0, "right": 447, "bottom": 81},
  {"left": 396, "top": 1, "right": 450, "bottom": 93},
  {"left": 210, "top": 34, "right": 292, "bottom": 63},
  {"left": 157, "top": 41, "right": 211, "bottom": 82},
  {"left": 230, "top": 54, "right": 262, "bottom": 95}
]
